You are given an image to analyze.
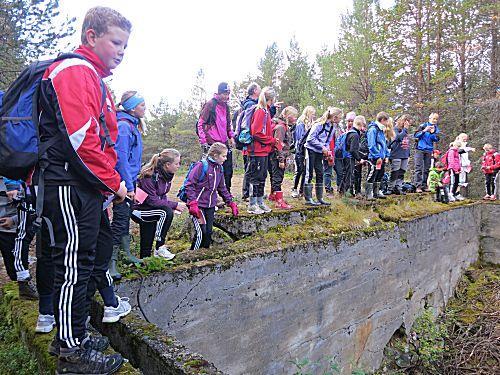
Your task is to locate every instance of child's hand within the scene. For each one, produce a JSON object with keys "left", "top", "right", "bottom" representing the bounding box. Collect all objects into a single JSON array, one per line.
[
  {"left": 176, "top": 201, "right": 187, "bottom": 213},
  {"left": 228, "top": 202, "right": 239, "bottom": 216},
  {"left": 279, "top": 162, "right": 285, "bottom": 169},
  {"left": 0, "top": 217, "right": 14, "bottom": 228}
]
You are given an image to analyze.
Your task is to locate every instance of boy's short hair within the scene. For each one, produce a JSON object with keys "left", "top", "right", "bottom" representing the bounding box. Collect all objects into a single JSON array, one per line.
[
  {"left": 81, "top": 7, "right": 132, "bottom": 44},
  {"left": 376, "top": 111, "right": 390, "bottom": 122}
]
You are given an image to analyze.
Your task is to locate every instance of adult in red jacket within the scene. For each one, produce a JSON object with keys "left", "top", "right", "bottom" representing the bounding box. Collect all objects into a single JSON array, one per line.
[
  {"left": 247, "top": 87, "right": 278, "bottom": 215},
  {"left": 35, "top": 7, "right": 130, "bottom": 373}
]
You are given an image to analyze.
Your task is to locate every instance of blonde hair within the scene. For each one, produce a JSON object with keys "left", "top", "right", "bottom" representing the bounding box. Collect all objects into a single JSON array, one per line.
[
  {"left": 396, "top": 114, "right": 412, "bottom": 128},
  {"left": 450, "top": 140, "right": 462, "bottom": 148},
  {"left": 297, "top": 106, "right": 316, "bottom": 130},
  {"left": 279, "top": 106, "right": 298, "bottom": 127},
  {"left": 314, "top": 107, "right": 341, "bottom": 126},
  {"left": 257, "top": 87, "right": 276, "bottom": 110},
  {"left": 353, "top": 115, "right": 366, "bottom": 128},
  {"left": 384, "top": 117, "right": 396, "bottom": 141},
  {"left": 81, "top": 7, "right": 132, "bottom": 44},
  {"left": 456, "top": 133, "right": 468, "bottom": 142},
  {"left": 208, "top": 142, "right": 228, "bottom": 159},
  {"left": 139, "top": 148, "right": 180, "bottom": 179},
  {"left": 376, "top": 111, "right": 390, "bottom": 122},
  {"left": 483, "top": 143, "right": 493, "bottom": 151}
]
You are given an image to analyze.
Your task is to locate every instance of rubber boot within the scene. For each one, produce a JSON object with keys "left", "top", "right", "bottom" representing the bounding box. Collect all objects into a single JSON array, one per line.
[
  {"left": 267, "top": 191, "right": 277, "bottom": 201},
  {"left": 274, "top": 191, "right": 291, "bottom": 209},
  {"left": 109, "top": 245, "right": 122, "bottom": 281},
  {"left": 315, "top": 184, "right": 331, "bottom": 206},
  {"left": 121, "top": 235, "right": 143, "bottom": 265},
  {"left": 304, "top": 184, "right": 320, "bottom": 206},
  {"left": 374, "top": 182, "right": 386, "bottom": 199},
  {"left": 365, "top": 183, "right": 375, "bottom": 200}
]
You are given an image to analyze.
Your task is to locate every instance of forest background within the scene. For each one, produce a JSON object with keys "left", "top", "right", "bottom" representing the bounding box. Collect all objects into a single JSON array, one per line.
[{"left": 1, "top": 0, "right": 498, "bottom": 196}]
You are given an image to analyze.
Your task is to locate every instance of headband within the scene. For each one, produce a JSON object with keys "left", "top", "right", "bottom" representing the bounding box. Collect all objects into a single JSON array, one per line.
[{"left": 122, "top": 93, "right": 145, "bottom": 111}]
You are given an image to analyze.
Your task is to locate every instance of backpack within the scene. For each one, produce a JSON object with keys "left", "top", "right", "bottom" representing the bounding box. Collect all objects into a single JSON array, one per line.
[
  {"left": 401, "top": 182, "right": 416, "bottom": 193},
  {"left": 0, "top": 53, "right": 109, "bottom": 238},
  {"left": 195, "top": 98, "right": 217, "bottom": 137},
  {"left": 359, "top": 131, "right": 369, "bottom": 159},
  {"left": 234, "top": 104, "right": 258, "bottom": 150},
  {"left": 177, "top": 159, "right": 209, "bottom": 202},
  {"left": 296, "top": 128, "right": 311, "bottom": 157},
  {"left": 440, "top": 150, "right": 450, "bottom": 169}
]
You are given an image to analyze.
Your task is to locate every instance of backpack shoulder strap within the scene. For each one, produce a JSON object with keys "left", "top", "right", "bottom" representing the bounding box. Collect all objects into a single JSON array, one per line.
[{"left": 199, "top": 159, "right": 209, "bottom": 181}]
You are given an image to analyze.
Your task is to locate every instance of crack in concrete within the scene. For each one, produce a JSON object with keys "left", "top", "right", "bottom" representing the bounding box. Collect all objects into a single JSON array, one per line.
[{"left": 168, "top": 273, "right": 209, "bottom": 324}]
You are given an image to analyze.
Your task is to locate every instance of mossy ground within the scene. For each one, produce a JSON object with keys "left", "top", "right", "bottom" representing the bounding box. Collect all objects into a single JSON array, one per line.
[{"left": 119, "top": 193, "right": 474, "bottom": 280}]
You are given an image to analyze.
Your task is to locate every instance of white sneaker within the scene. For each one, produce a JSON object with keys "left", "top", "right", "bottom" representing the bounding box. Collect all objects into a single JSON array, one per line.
[
  {"left": 102, "top": 296, "right": 131, "bottom": 323},
  {"left": 35, "top": 314, "right": 55, "bottom": 333},
  {"left": 448, "top": 194, "right": 456, "bottom": 202},
  {"left": 247, "top": 204, "right": 265, "bottom": 214},
  {"left": 258, "top": 202, "right": 272, "bottom": 213},
  {"left": 454, "top": 194, "right": 465, "bottom": 201},
  {"left": 291, "top": 189, "right": 299, "bottom": 198},
  {"left": 155, "top": 245, "right": 175, "bottom": 260}
]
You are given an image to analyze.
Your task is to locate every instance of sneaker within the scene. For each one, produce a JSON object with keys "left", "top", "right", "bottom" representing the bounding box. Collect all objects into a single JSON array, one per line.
[
  {"left": 247, "top": 204, "right": 265, "bottom": 214},
  {"left": 454, "top": 194, "right": 465, "bottom": 201},
  {"left": 291, "top": 189, "right": 299, "bottom": 198},
  {"left": 416, "top": 187, "right": 423, "bottom": 193},
  {"left": 490, "top": 195, "right": 497, "bottom": 201},
  {"left": 35, "top": 314, "right": 55, "bottom": 333},
  {"left": 483, "top": 194, "right": 491, "bottom": 200},
  {"left": 258, "top": 202, "right": 272, "bottom": 213},
  {"left": 102, "top": 296, "right": 131, "bottom": 324},
  {"left": 154, "top": 245, "right": 176, "bottom": 260},
  {"left": 18, "top": 278, "right": 38, "bottom": 300},
  {"left": 448, "top": 194, "right": 456, "bottom": 202},
  {"left": 56, "top": 347, "right": 123, "bottom": 375},
  {"left": 49, "top": 335, "right": 110, "bottom": 356}
]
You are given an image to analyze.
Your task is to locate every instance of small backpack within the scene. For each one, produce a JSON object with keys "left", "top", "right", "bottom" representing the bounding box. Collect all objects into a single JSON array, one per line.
[{"left": 177, "top": 159, "right": 209, "bottom": 202}]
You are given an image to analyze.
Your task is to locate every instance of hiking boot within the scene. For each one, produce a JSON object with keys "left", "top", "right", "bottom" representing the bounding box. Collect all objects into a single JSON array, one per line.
[
  {"left": 56, "top": 347, "right": 123, "bottom": 375},
  {"left": 374, "top": 183, "right": 386, "bottom": 199},
  {"left": 315, "top": 184, "right": 331, "bottom": 206},
  {"left": 18, "top": 278, "right": 38, "bottom": 300},
  {"left": 35, "top": 314, "right": 55, "bottom": 333},
  {"left": 108, "top": 245, "right": 121, "bottom": 281},
  {"left": 304, "top": 184, "right": 320, "bottom": 206},
  {"left": 154, "top": 245, "right": 176, "bottom": 260},
  {"left": 290, "top": 189, "right": 299, "bottom": 198},
  {"left": 120, "top": 235, "right": 142, "bottom": 265},
  {"left": 103, "top": 296, "right": 131, "bottom": 324},
  {"left": 365, "top": 183, "right": 375, "bottom": 200},
  {"left": 50, "top": 335, "right": 110, "bottom": 357},
  {"left": 274, "top": 191, "right": 291, "bottom": 209}
]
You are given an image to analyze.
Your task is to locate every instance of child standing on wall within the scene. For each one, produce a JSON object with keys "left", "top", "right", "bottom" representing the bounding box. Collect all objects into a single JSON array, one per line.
[
  {"left": 268, "top": 106, "right": 298, "bottom": 209},
  {"left": 446, "top": 140, "right": 463, "bottom": 201},
  {"left": 456, "top": 133, "right": 475, "bottom": 196},
  {"left": 291, "top": 106, "right": 316, "bottom": 198},
  {"left": 481, "top": 143, "right": 500, "bottom": 200},
  {"left": 185, "top": 143, "right": 238, "bottom": 250},
  {"left": 427, "top": 161, "right": 449, "bottom": 203}
]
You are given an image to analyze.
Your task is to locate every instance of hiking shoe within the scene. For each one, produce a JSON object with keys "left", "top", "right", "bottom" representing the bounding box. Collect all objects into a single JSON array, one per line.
[
  {"left": 154, "top": 245, "right": 176, "bottom": 260},
  {"left": 258, "top": 202, "right": 272, "bottom": 213},
  {"left": 454, "top": 194, "right": 465, "bottom": 201},
  {"left": 247, "top": 204, "right": 265, "bottom": 214},
  {"left": 102, "top": 296, "right": 131, "bottom": 324},
  {"left": 490, "top": 195, "right": 497, "bottom": 201},
  {"left": 291, "top": 189, "right": 299, "bottom": 198},
  {"left": 416, "top": 187, "right": 423, "bottom": 193},
  {"left": 483, "top": 194, "right": 491, "bottom": 200},
  {"left": 56, "top": 348, "right": 123, "bottom": 375},
  {"left": 35, "top": 314, "right": 55, "bottom": 333},
  {"left": 448, "top": 194, "right": 456, "bottom": 202},
  {"left": 18, "top": 278, "right": 38, "bottom": 300},
  {"left": 49, "top": 335, "right": 110, "bottom": 357}
]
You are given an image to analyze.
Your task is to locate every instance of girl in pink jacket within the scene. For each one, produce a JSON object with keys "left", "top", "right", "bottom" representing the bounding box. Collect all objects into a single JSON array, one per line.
[{"left": 447, "top": 140, "right": 463, "bottom": 200}]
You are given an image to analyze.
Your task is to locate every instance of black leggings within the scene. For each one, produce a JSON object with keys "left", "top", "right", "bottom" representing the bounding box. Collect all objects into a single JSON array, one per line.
[
  {"left": 191, "top": 207, "right": 216, "bottom": 250},
  {"left": 485, "top": 172, "right": 498, "bottom": 196},
  {"left": 367, "top": 159, "right": 386, "bottom": 183},
  {"left": 293, "top": 153, "right": 306, "bottom": 192},
  {"left": 305, "top": 149, "right": 324, "bottom": 185},
  {"left": 451, "top": 171, "right": 460, "bottom": 195},
  {"left": 131, "top": 205, "right": 174, "bottom": 258}
]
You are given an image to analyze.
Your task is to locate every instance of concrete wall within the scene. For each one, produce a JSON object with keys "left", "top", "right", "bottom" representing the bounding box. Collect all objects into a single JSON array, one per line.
[
  {"left": 480, "top": 204, "right": 500, "bottom": 264},
  {"left": 116, "top": 204, "right": 498, "bottom": 375}
]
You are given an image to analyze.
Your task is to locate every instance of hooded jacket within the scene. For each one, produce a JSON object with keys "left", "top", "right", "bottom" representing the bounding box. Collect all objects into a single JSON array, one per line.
[
  {"left": 305, "top": 122, "right": 335, "bottom": 154},
  {"left": 197, "top": 95, "right": 234, "bottom": 145},
  {"left": 367, "top": 121, "right": 389, "bottom": 159},
  {"left": 414, "top": 122, "right": 440, "bottom": 152},
  {"left": 272, "top": 119, "right": 292, "bottom": 163},
  {"left": 136, "top": 170, "right": 178, "bottom": 210},
  {"left": 446, "top": 147, "right": 461, "bottom": 173},
  {"left": 389, "top": 127, "right": 411, "bottom": 159},
  {"left": 481, "top": 149, "right": 500, "bottom": 174},
  {"left": 38, "top": 44, "right": 121, "bottom": 193},
  {"left": 115, "top": 111, "right": 143, "bottom": 191},
  {"left": 185, "top": 158, "right": 233, "bottom": 208},
  {"left": 427, "top": 167, "right": 444, "bottom": 192},
  {"left": 249, "top": 107, "right": 275, "bottom": 157}
]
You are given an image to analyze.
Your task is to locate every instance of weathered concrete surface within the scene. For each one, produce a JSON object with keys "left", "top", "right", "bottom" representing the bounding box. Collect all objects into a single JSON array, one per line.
[
  {"left": 480, "top": 203, "right": 500, "bottom": 264},
  {"left": 115, "top": 204, "right": 488, "bottom": 374}
]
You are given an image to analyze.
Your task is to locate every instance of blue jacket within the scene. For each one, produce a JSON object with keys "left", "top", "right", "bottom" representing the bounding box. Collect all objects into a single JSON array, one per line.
[
  {"left": 367, "top": 121, "right": 388, "bottom": 159},
  {"left": 294, "top": 121, "right": 306, "bottom": 145},
  {"left": 115, "top": 111, "right": 143, "bottom": 191},
  {"left": 305, "top": 122, "right": 334, "bottom": 154},
  {"left": 414, "top": 122, "right": 440, "bottom": 152},
  {"left": 389, "top": 128, "right": 411, "bottom": 159}
]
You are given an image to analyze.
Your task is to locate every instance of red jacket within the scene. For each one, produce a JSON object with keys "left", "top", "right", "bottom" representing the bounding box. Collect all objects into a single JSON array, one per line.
[
  {"left": 481, "top": 149, "right": 500, "bottom": 174},
  {"left": 249, "top": 107, "right": 275, "bottom": 156},
  {"left": 39, "top": 45, "right": 121, "bottom": 193}
]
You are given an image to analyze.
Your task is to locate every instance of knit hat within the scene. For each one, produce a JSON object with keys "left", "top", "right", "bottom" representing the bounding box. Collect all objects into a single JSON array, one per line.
[
  {"left": 346, "top": 111, "right": 356, "bottom": 121},
  {"left": 217, "top": 82, "right": 230, "bottom": 94}
]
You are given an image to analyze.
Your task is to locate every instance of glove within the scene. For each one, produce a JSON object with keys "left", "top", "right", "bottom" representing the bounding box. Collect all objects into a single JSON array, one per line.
[
  {"left": 188, "top": 201, "right": 202, "bottom": 219},
  {"left": 228, "top": 201, "right": 239, "bottom": 216}
]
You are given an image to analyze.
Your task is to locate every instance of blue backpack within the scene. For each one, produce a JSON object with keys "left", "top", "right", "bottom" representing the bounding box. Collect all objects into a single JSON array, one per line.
[
  {"left": 0, "top": 53, "right": 110, "bottom": 181},
  {"left": 177, "top": 159, "right": 209, "bottom": 202},
  {"left": 336, "top": 129, "right": 357, "bottom": 159},
  {"left": 234, "top": 105, "right": 269, "bottom": 151}
]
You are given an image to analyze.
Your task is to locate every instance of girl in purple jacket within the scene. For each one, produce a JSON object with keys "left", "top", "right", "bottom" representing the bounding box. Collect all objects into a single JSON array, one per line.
[
  {"left": 132, "top": 149, "right": 186, "bottom": 259},
  {"left": 185, "top": 143, "right": 238, "bottom": 250}
]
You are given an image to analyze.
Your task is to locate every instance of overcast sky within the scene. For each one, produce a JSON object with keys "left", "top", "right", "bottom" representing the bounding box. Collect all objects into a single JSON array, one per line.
[{"left": 60, "top": 0, "right": 393, "bottom": 107}]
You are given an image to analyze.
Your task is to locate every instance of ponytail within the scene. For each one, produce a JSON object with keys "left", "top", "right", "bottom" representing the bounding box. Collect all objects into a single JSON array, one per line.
[{"left": 139, "top": 148, "right": 180, "bottom": 179}]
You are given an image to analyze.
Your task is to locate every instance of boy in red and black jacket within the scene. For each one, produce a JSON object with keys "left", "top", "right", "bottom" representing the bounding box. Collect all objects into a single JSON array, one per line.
[
  {"left": 36, "top": 7, "right": 131, "bottom": 374},
  {"left": 481, "top": 143, "right": 500, "bottom": 200}
]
